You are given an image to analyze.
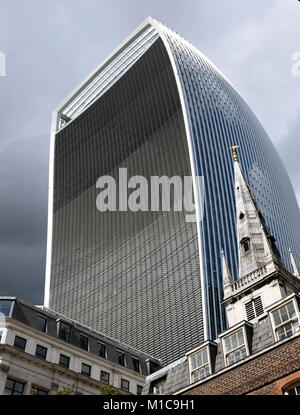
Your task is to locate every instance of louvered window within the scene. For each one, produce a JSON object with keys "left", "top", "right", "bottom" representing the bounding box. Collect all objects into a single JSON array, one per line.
[{"left": 245, "top": 296, "right": 264, "bottom": 321}]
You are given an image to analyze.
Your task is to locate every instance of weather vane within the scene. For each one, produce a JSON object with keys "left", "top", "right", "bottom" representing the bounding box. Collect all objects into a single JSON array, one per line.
[{"left": 229, "top": 145, "right": 239, "bottom": 161}]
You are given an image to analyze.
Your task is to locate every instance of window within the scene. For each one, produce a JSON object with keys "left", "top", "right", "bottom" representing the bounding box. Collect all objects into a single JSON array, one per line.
[
  {"left": 121, "top": 379, "right": 129, "bottom": 392},
  {"left": 272, "top": 301, "right": 299, "bottom": 341},
  {"left": 284, "top": 382, "right": 300, "bottom": 395},
  {"left": 4, "top": 378, "right": 25, "bottom": 395},
  {"left": 150, "top": 377, "right": 166, "bottom": 395},
  {"left": 137, "top": 385, "right": 143, "bottom": 395},
  {"left": 35, "top": 344, "right": 47, "bottom": 360},
  {"left": 240, "top": 237, "right": 250, "bottom": 253},
  {"left": 245, "top": 296, "right": 264, "bottom": 321},
  {"left": 148, "top": 360, "right": 160, "bottom": 374},
  {"left": 0, "top": 300, "right": 12, "bottom": 317},
  {"left": 100, "top": 370, "right": 109, "bottom": 384},
  {"left": 80, "top": 334, "right": 88, "bottom": 351},
  {"left": 98, "top": 342, "right": 106, "bottom": 359},
  {"left": 36, "top": 315, "right": 47, "bottom": 332},
  {"left": 59, "top": 354, "right": 70, "bottom": 368},
  {"left": 13, "top": 335, "right": 27, "bottom": 352},
  {"left": 81, "top": 363, "right": 91, "bottom": 377},
  {"left": 132, "top": 357, "right": 140, "bottom": 373},
  {"left": 189, "top": 347, "right": 210, "bottom": 382},
  {"left": 58, "top": 321, "right": 71, "bottom": 342},
  {"left": 31, "top": 386, "right": 48, "bottom": 395},
  {"left": 223, "top": 329, "right": 247, "bottom": 366},
  {"left": 117, "top": 350, "right": 125, "bottom": 366}
]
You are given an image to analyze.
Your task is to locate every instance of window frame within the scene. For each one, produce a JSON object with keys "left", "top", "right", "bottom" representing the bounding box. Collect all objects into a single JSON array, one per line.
[
  {"left": 268, "top": 296, "right": 300, "bottom": 341},
  {"left": 283, "top": 381, "right": 300, "bottom": 395},
  {"left": 81, "top": 362, "right": 92, "bottom": 377},
  {"left": 57, "top": 320, "right": 72, "bottom": 343},
  {"left": 31, "top": 385, "right": 48, "bottom": 395},
  {"left": 13, "top": 335, "right": 27, "bottom": 352},
  {"left": 0, "top": 300, "right": 13, "bottom": 317},
  {"left": 4, "top": 378, "right": 25, "bottom": 395},
  {"left": 36, "top": 315, "right": 47, "bottom": 333},
  {"left": 132, "top": 357, "right": 140, "bottom": 373},
  {"left": 98, "top": 341, "right": 106, "bottom": 359},
  {"left": 121, "top": 378, "right": 130, "bottom": 392},
  {"left": 150, "top": 376, "right": 167, "bottom": 395},
  {"left": 59, "top": 353, "right": 70, "bottom": 369},
  {"left": 79, "top": 333, "right": 89, "bottom": 351},
  {"left": 220, "top": 322, "right": 251, "bottom": 367},
  {"left": 187, "top": 345, "right": 211, "bottom": 383},
  {"left": 100, "top": 370, "right": 110, "bottom": 384},
  {"left": 137, "top": 385, "right": 143, "bottom": 395},
  {"left": 117, "top": 350, "right": 126, "bottom": 367},
  {"left": 35, "top": 344, "right": 48, "bottom": 360}
]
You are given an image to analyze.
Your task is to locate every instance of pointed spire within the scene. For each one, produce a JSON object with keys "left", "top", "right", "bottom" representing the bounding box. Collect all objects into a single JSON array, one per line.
[
  {"left": 231, "top": 145, "right": 284, "bottom": 280},
  {"left": 221, "top": 249, "right": 232, "bottom": 297},
  {"left": 289, "top": 248, "right": 300, "bottom": 278}
]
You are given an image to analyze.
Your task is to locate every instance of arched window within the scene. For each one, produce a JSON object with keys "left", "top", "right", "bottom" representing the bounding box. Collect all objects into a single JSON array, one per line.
[{"left": 283, "top": 380, "right": 300, "bottom": 395}]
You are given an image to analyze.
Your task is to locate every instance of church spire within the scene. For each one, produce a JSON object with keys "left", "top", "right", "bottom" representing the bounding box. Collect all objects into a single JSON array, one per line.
[
  {"left": 230, "top": 146, "right": 284, "bottom": 280},
  {"left": 289, "top": 247, "right": 300, "bottom": 278},
  {"left": 221, "top": 249, "right": 232, "bottom": 297}
]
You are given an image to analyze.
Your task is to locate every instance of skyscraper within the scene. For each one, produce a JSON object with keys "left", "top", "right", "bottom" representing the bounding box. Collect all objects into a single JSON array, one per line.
[{"left": 44, "top": 17, "right": 300, "bottom": 364}]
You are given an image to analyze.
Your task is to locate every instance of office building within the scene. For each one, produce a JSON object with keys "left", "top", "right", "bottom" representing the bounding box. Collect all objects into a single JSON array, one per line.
[{"left": 44, "top": 17, "right": 300, "bottom": 364}]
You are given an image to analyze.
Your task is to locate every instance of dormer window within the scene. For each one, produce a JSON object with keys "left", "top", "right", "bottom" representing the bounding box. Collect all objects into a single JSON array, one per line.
[
  {"left": 189, "top": 347, "right": 210, "bottom": 382},
  {"left": 240, "top": 237, "right": 250, "bottom": 253},
  {"left": 150, "top": 376, "right": 167, "bottom": 395},
  {"left": 186, "top": 341, "right": 217, "bottom": 384},
  {"left": 269, "top": 297, "right": 300, "bottom": 341},
  {"left": 220, "top": 322, "right": 252, "bottom": 367}
]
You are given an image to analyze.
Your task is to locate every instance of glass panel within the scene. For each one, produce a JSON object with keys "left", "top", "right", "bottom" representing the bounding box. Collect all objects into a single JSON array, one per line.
[
  {"left": 99, "top": 343, "right": 106, "bottom": 358},
  {"left": 0, "top": 300, "right": 12, "bottom": 317},
  {"left": 14, "top": 335, "right": 26, "bottom": 351},
  {"left": 273, "top": 302, "right": 296, "bottom": 326},
  {"left": 132, "top": 358, "right": 140, "bottom": 372},
  {"left": 35, "top": 345, "right": 47, "bottom": 360},
  {"left": 4, "top": 379, "right": 24, "bottom": 395},
  {"left": 37, "top": 315, "right": 47, "bottom": 332},
  {"left": 192, "top": 364, "right": 210, "bottom": 382},
  {"left": 58, "top": 322, "right": 71, "bottom": 342},
  {"left": 100, "top": 371, "right": 109, "bottom": 383},
  {"left": 81, "top": 363, "right": 91, "bottom": 376},
  {"left": 277, "top": 320, "right": 299, "bottom": 340},
  {"left": 227, "top": 346, "right": 247, "bottom": 365},
  {"left": 80, "top": 334, "right": 88, "bottom": 351},
  {"left": 121, "top": 379, "right": 129, "bottom": 391},
  {"left": 224, "top": 329, "right": 245, "bottom": 353},
  {"left": 117, "top": 352, "right": 125, "bottom": 366},
  {"left": 59, "top": 354, "right": 70, "bottom": 368}
]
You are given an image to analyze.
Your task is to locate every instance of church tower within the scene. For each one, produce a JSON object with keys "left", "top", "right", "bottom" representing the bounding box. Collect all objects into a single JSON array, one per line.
[{"left": 223, "top": 146, "right": 300, "bottom": 328}]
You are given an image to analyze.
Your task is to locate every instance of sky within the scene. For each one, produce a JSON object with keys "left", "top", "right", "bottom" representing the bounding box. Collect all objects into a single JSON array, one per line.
[{"left": 0, "top": 0, "right": 300, "bottom": 305}]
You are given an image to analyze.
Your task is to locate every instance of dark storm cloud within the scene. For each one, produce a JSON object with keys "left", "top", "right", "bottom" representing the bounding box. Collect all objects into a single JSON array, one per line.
[{"left": 0, "top": 0, "right": 299, "bottom": 305}]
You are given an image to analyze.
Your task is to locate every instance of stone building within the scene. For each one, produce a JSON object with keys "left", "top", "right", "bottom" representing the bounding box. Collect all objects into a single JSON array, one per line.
[
  {"left": 0, "top": 298, "right": 160, "bottom": 395},
  {"left": 142, "top": 148, "right": 300, "bottom": 395}
]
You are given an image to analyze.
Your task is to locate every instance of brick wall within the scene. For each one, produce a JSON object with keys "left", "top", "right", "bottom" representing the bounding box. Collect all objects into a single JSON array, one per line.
[{"left": 182, "top": 336, "right": 300, "bottom": 395}]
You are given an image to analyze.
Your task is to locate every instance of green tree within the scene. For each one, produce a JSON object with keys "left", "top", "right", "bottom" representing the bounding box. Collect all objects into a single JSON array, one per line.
[
  {"left": 99, "top": 384, "right": 118, "bottom": 395},
  {"left": 55, "top": 383, "right": 75, "bottom": 395}
]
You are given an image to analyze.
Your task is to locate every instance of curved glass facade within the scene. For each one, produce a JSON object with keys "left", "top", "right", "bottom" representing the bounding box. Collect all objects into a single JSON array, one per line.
[
  {"left": 161, "top": 24, "right": 300, "bottom": 337},
  {"left": 47, "top": 18, "right": 300, "bottom": 363}
]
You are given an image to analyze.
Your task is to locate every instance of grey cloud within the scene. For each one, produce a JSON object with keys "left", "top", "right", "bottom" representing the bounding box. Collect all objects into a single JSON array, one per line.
[{"left": 0, "top": 0, "right": 299, "bottom": 305}]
